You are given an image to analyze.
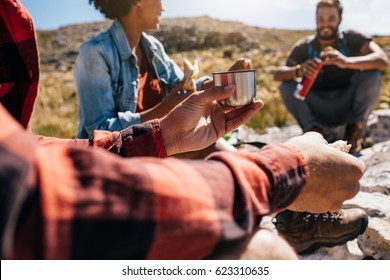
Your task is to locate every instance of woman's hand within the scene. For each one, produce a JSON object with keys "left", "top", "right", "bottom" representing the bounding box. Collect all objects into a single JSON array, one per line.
[{"left": 229, "top": 58, "right": 252, "bottom": 71}]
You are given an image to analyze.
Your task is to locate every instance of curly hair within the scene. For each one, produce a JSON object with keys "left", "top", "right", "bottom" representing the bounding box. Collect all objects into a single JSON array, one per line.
[
  {"left": 316, "top": 0, "right": 343, "bottom": 17},
  {"left": 89, "top": 0, "right": 140, "bottom": 19}
]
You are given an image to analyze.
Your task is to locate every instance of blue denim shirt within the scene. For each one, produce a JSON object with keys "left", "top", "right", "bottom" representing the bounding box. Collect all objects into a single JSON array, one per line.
[{"left": 74, "top": 20, "right": 184, "bottom": 138}]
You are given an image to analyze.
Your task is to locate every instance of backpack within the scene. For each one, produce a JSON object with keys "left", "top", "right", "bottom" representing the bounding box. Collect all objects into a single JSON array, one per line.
[{"left": 307, "top": 31, "right": 352, "bottom": 59}]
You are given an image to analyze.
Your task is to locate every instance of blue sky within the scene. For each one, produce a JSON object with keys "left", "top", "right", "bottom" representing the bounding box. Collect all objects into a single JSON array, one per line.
[{"left": 21, "top": 0, "right": 390, "bottom": 35}]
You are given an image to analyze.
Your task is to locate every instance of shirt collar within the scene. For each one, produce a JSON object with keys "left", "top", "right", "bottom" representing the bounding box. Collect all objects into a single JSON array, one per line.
[
  {"left": 110, "top": 20, "right": 133, "bottom": 60},
  {"left": 110, "top": 20, "right": 158, "bottom": 61}
]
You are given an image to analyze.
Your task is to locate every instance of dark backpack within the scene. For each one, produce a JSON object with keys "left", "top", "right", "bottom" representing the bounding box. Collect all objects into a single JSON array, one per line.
[{"left": 307, "top": 31, "right": 352, "bottom": 59}]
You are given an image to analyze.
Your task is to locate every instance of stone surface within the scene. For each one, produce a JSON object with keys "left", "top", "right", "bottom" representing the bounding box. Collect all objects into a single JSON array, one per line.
[{"left": 367, "top": 110, "right": 390, "bottom": 143}]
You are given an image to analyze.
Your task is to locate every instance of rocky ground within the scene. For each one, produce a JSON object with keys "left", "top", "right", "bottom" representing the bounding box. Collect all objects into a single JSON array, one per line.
[{"left": 230, "top": 109, "right": 390, "bottom": 260}]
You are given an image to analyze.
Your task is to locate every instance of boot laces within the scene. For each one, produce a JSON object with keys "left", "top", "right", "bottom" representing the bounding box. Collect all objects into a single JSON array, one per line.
[{"left": 302, "top": 211, "right": 342, "bottom": 222}]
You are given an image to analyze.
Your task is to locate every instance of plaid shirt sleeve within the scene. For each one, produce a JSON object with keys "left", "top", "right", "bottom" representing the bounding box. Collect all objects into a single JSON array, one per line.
[
  {"left": 0, "top": 0, "right": 39, "bottom": 129},
  {"left": 1, "top": 104, "right": 308, "bottom": 260},
  {"left": 34, "top": 119, "right": 167, "bottom": 158}
]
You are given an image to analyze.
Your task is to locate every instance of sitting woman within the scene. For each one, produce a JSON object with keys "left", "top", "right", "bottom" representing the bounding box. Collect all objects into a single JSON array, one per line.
[{"left": 74, "top": 0, "right": 250, "bottom": 157}]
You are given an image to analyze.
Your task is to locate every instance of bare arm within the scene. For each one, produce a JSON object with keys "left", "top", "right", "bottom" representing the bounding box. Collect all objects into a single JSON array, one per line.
[
  {"left": 138, "top": 81, "right": 191, "bottom": 123},
  {"left": 273, "top": 64, "right": 303, "bottom": 82},
  {"left": 321, "top": 41, "right": 388, "bottom": 71}
]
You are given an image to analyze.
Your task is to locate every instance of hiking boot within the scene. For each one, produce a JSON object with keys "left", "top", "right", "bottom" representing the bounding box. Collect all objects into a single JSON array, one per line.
[
  {"left": 273, "top": 208, "right": 368, "bottom": 254},
  {"left": 305, "top": 125, "right": 323, "bottom": 134},
  {"left": 344, "top": 123, "right": 364, "bottom": 154}
]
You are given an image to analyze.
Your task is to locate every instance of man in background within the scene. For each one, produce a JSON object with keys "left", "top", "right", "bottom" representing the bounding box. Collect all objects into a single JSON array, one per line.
[
  {"left": 273, "top": 0, "right": 383, "bottom": 254},
  {"left": 274, "top": 0, "right": 388, "bottom": 154}
]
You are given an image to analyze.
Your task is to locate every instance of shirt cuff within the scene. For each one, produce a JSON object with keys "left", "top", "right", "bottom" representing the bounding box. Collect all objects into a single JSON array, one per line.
[
  {"left": 118, "top": 119, "right": 167, "bottom": 158},
  {"left": 151, "top": 119, "right": 168, "bottom": 158},
  {"left": 259, "top": 143, "right": 309, "bottom": 212},
  {"left": 90, "top": 120, "right": 167, "bottom": 158}
]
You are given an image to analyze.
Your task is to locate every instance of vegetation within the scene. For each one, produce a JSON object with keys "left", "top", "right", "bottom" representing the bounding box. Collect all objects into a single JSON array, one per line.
[{"left": 30, "top": 17, "right": 390, "bottom": 138}]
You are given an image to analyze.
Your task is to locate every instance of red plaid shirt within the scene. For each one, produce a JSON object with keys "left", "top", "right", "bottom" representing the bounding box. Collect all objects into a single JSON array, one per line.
[
  {"left": 0, "top": 0, "right": 39, "bottom": 129},
  {"left": 1, "top": 104, "right": 309, "bottom": 259}
]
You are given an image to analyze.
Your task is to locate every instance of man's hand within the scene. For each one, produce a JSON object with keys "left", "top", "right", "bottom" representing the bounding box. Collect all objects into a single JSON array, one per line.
[
  {"left": 320, "top": 46, "right": 350, "bottom": 68},
  {"left": 160, "top": 85, "right": 264, "bottom": 156},
  {"left": 300, "top": 59, "right": 323, "bottom": 78},
  {"left": 286, "top": 132, "right": 366, "bottom": 213}
]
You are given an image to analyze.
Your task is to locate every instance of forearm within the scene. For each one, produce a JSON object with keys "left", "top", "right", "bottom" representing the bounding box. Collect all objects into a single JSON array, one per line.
[
  {"left": 35, "top": 136, "right": 89, "bottom": 146},
  {"left": 139, "top": 91, "right": 190, "bottom": 123},
  {"left": 273, "top": 65, "right": 301, "bottom": 81},
  {"left": 344, "top": 53, "right": 388, "bottom": 71}
]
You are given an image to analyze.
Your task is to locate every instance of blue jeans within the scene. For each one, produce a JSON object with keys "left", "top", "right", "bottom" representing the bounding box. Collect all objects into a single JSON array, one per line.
[{"left": 280, "top": 71, "right": 382, "bottom": 132}]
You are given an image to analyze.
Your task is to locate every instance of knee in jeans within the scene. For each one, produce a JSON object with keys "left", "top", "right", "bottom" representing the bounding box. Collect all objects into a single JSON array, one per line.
[
  {"left": 355, "top": 71, "right": 381, "bottom": 85},
  {"left": 280, "top": 81, "right": 298, "bottom": 95}
]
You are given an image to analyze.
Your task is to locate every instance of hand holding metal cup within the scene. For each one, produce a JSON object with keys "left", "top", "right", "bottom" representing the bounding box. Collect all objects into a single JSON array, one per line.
[{"left": 212, "top": 70, "right": 257, "bottom": 107}]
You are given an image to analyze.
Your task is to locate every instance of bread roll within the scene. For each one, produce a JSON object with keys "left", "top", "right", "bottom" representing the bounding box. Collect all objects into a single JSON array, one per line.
[
  {"left": 328, "top": 140, "right": 351, "bottom": 153},
  {"left": 183, "top": 59, "right": 199, "bottom": 91}
]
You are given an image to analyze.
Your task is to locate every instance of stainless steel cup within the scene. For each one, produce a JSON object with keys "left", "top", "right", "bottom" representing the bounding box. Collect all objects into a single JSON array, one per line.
[{"left": 213, "top": 70, "right": 256, "bottom": 107}]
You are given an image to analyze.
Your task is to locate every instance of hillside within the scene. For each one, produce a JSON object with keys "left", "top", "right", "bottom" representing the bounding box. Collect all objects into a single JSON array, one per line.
[
  {"left": 31, "top": 16, "right": 390, "bottom": 138},
  {"left": 36, "top": 16, "right": 314, "bottom": 72}
]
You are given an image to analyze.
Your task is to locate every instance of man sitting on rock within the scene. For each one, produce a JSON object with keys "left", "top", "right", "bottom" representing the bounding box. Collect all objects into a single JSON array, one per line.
[
  {"left": 274, "top": 0, "right": 388, "bottom": 154},
  {"left": 272, "top": 0, "right": 384, "bottom": 255}
]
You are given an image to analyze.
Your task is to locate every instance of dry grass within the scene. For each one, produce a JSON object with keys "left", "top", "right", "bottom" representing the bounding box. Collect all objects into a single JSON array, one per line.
[
  {"left": 30, "top": 71, "right": 79, "bottom": 138},
  {"left": 30, "top": 41, "right": 390, "bottom": 139}
]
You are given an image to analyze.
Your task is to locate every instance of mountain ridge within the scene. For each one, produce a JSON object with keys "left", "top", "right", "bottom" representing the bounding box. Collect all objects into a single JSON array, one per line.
[{"left": 36, "top": 16, "right": 314, "bottom": 72}]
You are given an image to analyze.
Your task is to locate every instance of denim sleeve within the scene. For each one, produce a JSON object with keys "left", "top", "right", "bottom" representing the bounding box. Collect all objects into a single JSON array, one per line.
[
  {"left": 151, "top": 37, "right": 184, "bottom": 91},
  {"left": 196, "top": 75, "right": 213, "bottom": 91},
  {"left": 166, "top": 57, "right": 184, "bottom": 89},
  {"left": 74, "top": 43, "right": 141, "bottom": 138}
]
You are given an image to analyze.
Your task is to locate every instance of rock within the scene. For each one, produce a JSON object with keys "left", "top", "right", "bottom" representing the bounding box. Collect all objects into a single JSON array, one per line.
[
  {"left": 223, "top": 49, "right": 233, "bottom": 58},
  {"left": 367, "top": 109, "right": 390, "bottom": 143},
  {"left": 301, "top": 240, "right": 364, "bottom": 260},
  {"left": 344, "top": 141, "right": 390, "bottom": 259},
  {"left": 357, "top": 218, "right": 390, "bottom": 260},
  {"left": 358, "top": 141, "right": 390, "bottom": 195}
]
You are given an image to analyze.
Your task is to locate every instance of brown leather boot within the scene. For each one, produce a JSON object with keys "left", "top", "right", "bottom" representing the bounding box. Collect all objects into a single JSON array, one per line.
[
  {"left": 273, "top": 209, "right": 368, "bottom": 254},
  {"left": 344, "top": 123, "right": 364, "bottom": 154}
]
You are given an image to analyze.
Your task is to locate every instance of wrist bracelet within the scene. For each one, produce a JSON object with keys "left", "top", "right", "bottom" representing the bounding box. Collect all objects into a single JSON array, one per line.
[{"left": 294, "top": 64, "right": 301, "bottom": 78}]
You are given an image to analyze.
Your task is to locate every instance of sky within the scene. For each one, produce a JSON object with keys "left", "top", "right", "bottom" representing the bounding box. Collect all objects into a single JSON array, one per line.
[{"left": 21, "top": 0, "right": 390, "bottom": 35}]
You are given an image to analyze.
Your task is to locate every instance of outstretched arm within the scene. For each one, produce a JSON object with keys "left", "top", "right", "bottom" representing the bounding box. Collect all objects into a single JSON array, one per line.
[
  {"left": 1, "top": 104, "right": 365, "bottom": 259},
  {"left": 36, "top": 86, "right": 264, "bottom": 158}
]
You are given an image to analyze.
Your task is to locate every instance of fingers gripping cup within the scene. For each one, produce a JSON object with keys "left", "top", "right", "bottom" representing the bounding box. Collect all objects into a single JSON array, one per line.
[{"left": 213, "top": 70, "right": 256, "bottom": 107}]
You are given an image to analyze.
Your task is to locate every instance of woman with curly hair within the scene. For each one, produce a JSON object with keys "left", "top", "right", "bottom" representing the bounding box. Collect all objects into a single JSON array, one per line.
[
  {"left": 75, "top": 0, "right": 249, "bottom": 158},
  {"left": 75, "top": 0, "right": 186, "bottom": 139}
]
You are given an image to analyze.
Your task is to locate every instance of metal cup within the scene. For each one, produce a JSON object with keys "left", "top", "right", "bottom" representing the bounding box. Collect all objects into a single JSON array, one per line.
[{"left": 213, "top": 70, "right": 256, "bottom": 107}]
